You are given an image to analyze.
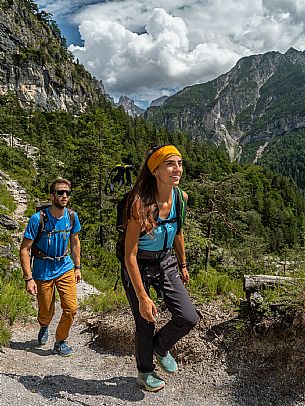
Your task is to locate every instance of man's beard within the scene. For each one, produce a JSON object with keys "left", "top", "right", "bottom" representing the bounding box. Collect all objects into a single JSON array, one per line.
[{"left": 53, "top": 200, "right": 67, "bottom": 209}]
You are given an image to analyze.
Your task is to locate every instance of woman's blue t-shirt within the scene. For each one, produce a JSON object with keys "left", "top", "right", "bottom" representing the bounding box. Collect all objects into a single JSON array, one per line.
[
  {"left": 138, "top": 189, "right": 178, "bottom": 251},
  {"left": 24, "top": 207, "right": 81, "bottom": 281}
]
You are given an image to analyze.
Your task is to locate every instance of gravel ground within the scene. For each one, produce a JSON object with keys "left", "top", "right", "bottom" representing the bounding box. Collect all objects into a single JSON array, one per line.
[{"left": 2, "top": 281, "right": 305, "bottom": 406}]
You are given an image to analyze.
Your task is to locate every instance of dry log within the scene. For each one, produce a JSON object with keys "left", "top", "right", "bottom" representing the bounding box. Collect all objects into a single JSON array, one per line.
[
  {"left": 244, "top": 274, "right": 297, "bottom": 292},
  {"left": 243, "top": 274, "right": 300, "bottom": 303}
]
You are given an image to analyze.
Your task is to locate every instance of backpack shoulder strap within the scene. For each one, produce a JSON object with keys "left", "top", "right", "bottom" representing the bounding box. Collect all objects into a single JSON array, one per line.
[
  {"left": 39, "top": 209, "right": 48, "bottom": 233},
  {"left": 67, "top": 208, "right": 75, "bottom": 230},
  {"left": 174, "top": 186, "right": 187, "bottom": 235},
  {"left": 32, "top": 209, "right": 48, "bottom": 248}
]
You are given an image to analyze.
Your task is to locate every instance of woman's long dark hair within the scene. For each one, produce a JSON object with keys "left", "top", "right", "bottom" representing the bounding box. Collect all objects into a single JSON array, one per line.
[{"left": 124, "top": 145, "right": 165, "bottom": 233}]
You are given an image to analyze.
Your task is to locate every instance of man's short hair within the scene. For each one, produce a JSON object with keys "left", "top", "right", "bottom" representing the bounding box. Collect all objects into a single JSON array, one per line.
[{"left": 50, "top": 178, "right": 71, "bottom": 194}]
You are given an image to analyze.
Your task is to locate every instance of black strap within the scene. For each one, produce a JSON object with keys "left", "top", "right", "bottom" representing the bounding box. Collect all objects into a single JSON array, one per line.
[
  {"left": 156, "top": 186, "right": 182, "bottom": 252},
  {"left": 31, "top": 245, "right": 69, "bottom": 261}
]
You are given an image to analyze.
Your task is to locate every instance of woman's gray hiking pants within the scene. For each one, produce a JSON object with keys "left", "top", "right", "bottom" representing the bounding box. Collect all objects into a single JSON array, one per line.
[{"left": 122, "top": 249, "right": 198, "bottom": 373}]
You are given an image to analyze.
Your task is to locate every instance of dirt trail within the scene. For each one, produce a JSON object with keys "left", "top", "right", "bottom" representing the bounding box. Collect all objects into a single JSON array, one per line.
[
  {"left": 0, "top": 169, "right": 27, "bottom": 221},
  {"left": 0, "top": 296, "right": 233, "bottom": 406}
]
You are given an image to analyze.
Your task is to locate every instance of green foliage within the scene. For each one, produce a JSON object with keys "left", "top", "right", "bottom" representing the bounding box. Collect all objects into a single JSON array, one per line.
[
  {"left": 0, "top": 84, "right": 304, "bottom": 326},
  {"left": 0, "top": 268, "right": 35, "bottom": 345},
  {"left": 189, "top": 268, "right": 244, "bottom": 303},
  {"left": 0, "top": 142, "right": 35, "bottom": 185},
  {"left": 0, "top": 184, "right": 16, "bottom": 214},
  {"left": 80, "top": 247, "right": 128, "bottom": 312},
  {"left": 254, "top": 129, "right": 305, "bottom": 190},
  {"left": 0, "top": 319, "right": 11, "bottom": 346},
  {"left": 147, "top": 81, "right": 217, "bottom": 129},
  {"left": 0, "top": 229, "right": 14, "bottom": 245}
]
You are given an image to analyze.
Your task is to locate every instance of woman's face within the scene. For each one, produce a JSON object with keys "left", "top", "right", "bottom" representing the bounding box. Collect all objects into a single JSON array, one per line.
[{"left": 154, "top": 155, "right": 183, "bottom": 186}]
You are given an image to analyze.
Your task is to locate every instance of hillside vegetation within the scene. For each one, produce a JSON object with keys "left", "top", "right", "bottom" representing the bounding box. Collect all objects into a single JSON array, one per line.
[
  {"left": 0, "top": 91, "right": 304, "bottom": 345},
  {"left": 146, "top": 48, "right": 305, "bottom": 189}
]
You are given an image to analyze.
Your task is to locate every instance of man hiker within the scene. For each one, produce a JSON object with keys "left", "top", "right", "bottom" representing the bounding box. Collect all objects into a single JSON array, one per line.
[{"left": 20, "top": 178, "right": 81, "bottom": 356}]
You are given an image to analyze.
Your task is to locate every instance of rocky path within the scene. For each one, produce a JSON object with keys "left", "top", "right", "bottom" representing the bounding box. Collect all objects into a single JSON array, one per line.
[
  {"left": 3, "top": 297, "right": 305, "bottom": 406},
  {"left": 0, "top": 165, "right": 233, "bottom": 405},
  {"left": 0, "top": 169, "right": 27, "bottom": 221},
  {"left": 0, "top": 296, "right": 232, "bottom": 406}
]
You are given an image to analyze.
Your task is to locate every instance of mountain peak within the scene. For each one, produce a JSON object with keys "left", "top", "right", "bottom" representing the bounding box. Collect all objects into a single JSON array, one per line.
[
  {"left": 146, "top": 48, "right": 305, "bottom": 162},
  {"left": 117, "top": 95, "right": 144, "bottom": 117},
  {"left": 285, "top": 47, "right": 301, "bottom": 55},
  {"left": 284, "top": 47, "right": 305, "bottom": 64}
]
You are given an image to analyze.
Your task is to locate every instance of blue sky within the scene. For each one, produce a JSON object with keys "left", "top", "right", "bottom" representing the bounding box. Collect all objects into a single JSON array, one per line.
[{"left": 37, "top": 1, "right": 305, "bottom": 108}]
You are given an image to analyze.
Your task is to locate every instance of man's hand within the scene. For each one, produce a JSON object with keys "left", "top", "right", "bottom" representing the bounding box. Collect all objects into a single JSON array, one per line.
[
  {"left": 26, "top": 279, "right": 37, "bottom": 296},
  {"left": 139, "top": 296, "right": 158, "bottom": 323},
  {"left": 74, "top": 269, "right": 81, "bottom": 283}
]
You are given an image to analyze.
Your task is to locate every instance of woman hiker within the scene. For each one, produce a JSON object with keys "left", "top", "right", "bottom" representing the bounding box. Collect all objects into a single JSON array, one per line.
[{"left": 122, "top": 144, "right": 198, "bottom": 392}]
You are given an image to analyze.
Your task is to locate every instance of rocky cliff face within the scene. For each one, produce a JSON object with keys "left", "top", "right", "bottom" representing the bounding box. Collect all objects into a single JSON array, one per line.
[
  {"left": 117, "top": 95, "right": 144, "bottom": 117},
  {"left": 0, "top": 0, "right": 104, "bottom": 113},
  {"left": 146, "top": 48, "right": 305, "bottom": 160},
  {"left": 150, "top": 95, "right": 169, "bottom": 107}
]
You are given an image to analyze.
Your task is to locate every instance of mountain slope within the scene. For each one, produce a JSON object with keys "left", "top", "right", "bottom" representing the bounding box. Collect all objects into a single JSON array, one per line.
[
  {"left": 145, "top": 48, "right": 305, "bottom": 166},
  {"left": 0, "top": 0, "right": 104, "bottom": 113}
]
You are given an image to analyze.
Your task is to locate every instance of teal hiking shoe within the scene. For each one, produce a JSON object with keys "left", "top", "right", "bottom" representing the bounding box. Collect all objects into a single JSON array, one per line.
[
  {"left": 53, "top": 340, "right": 73, "bottom": 357},
  {"left": 38, "top": 326, "right": 49, "bottom": 345},
  {"left": 155, "top": 351, "right": 178, "bottom": 374},
  {"left": 136, "top": 371, "right": 165, "bottom": 392}
]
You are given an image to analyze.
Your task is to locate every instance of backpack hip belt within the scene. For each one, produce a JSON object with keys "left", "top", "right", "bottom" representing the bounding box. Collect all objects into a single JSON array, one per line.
[
  {"left": 137, "top": 248, "right": 176, "bottom": 300},
  {"left": 137, "top": 247, "right": 173, "bottom": 261}
]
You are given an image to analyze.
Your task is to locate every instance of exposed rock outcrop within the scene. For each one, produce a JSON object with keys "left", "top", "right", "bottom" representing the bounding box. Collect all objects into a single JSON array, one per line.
[
  {"left": 0, "top": 214, "right": 19, "bottom": 229},
  {"left": 117, "top": 95, "right": 144, "bottom": 117},
  {"left": 0, "top": 0, "right": 105, "bottom": 113}
]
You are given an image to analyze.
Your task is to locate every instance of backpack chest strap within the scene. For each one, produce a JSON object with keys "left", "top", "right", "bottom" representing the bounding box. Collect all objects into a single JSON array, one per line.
[{"left": 31, "top": 245, "right": 69, "bottom": 261}]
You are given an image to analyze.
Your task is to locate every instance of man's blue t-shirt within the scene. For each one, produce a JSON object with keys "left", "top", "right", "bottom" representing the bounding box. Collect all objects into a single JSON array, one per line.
[{"left": 24, "top": 207, "right": 81, "bottom": 281}]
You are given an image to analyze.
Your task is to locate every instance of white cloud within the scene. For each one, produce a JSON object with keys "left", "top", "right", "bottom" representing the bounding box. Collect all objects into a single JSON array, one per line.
[
  {"left": 70, "top": 7, "right": 241, "bottom": 103},
  {"left": 38, "top": 1, "right": 305, "bottom": 105}
]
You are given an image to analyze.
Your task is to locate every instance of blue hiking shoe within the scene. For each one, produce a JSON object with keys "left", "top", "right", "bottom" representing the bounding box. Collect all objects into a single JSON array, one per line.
[
  {"left": 38, "top": 326, "right": 49, "bottom": 345},
  {"left": 155, "top": 351, "right": 178, "bottom": 374},
  {"left": 136, "top": 371, "right": 165, "bottom": 392},
  {"left": 53, "top": 340, "right": 73, "bottom": 357}
]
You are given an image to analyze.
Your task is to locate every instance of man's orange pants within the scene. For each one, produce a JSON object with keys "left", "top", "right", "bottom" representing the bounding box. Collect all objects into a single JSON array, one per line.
[{"left": 35, "top": 269, "right": 77, "bottom": 342}]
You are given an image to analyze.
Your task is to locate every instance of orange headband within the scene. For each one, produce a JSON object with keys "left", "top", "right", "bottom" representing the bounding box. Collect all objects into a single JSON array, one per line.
[{"left": 147, "top": 145, "right": 182, "bottom": 173}]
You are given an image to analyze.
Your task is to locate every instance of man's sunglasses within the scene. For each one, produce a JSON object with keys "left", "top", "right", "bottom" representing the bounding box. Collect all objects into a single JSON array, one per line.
[{"left": 53, "top": 190, "right": 71, "bottom": 197}]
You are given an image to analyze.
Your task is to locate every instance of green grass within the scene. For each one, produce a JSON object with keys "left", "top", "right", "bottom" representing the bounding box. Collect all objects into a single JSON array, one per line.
[
  {"left": 0, "top": 183, "right": 17, "bottom": 214},
  {"left": 0, "top": 269, "right": 35, "bottom": 345},
  {"left": 80, "top": 246, "right": 129, "bottom": 313},
  {"left": 80, "top": 266, "right": 128, "bottom": 312},
  {"left": 0, "top": 319, "right": 11, "bottom": 345},
  {"left": 189, "top": 267, "right": 244, "bottom": 303},
  {"left": 0, "top": 229, "right": 14, "bottom": 246}
]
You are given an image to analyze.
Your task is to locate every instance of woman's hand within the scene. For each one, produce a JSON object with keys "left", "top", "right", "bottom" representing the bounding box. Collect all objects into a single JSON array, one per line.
[
  {"left": 181, "top": 267, "right": 190, "bottom": 284},
  {"left": 139, "top": 296, "right": 158, "bottom": 323}
]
